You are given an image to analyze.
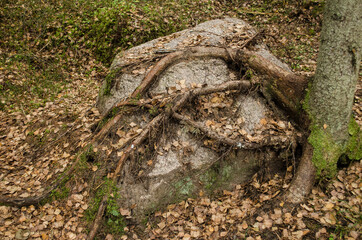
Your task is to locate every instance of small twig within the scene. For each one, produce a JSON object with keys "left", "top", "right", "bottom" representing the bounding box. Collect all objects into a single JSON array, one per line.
[
  {"left": 238, "top": 9, "right": 274, "bottom": 15},
  {"left": 240, "top": 32, "right": 259, "bottom": 49},
  {"left": 19, "top": 104, "right": 27, "bottom": 119},
  {"left": 37, "top": 41, "right": 51, "bottom": 54}
]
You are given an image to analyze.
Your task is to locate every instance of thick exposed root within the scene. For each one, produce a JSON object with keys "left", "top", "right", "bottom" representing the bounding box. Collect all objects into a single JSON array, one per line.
[{"left": 284, "top": 142, "right": 316, "bottom": 203}]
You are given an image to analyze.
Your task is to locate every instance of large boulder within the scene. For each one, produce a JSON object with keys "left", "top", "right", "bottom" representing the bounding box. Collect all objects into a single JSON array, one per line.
[
  {"left": 96, "top": 18, "right": 297, "bottom": 217},
  {"left": 97, "top": 18, "right": 291, "bottom": 115}
]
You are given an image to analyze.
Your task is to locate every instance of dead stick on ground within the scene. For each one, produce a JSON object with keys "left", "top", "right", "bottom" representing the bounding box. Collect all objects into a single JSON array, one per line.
[
  {"left": 172, "top": 112, "right": 292, "bottom": 149},
  {"left": 87, "top": 80, "right": 252, "bottom": 240},
  {"left": 0, "top": 155, "right": 82, "bottom": 207}
]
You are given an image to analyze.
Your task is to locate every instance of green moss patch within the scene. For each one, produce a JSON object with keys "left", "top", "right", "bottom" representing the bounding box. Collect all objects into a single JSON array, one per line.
[
  {"left": 199, "top": 164, "right": 234, "bottom": 194},
  {"left": 308, "top": 125, "right": 343, "bottom": 178},
  {"left": 345, "top": 117, "right": 362, "bottom": 160},
  {"left": 172, "top": 177, "right": 195, "bottom": 198},
  {"left": 199, "top": 169, "right": 218, "bottom": 192},
  {"left": 85, "top": 178, "right": 125, "bottom": 236},
  {"left": 101, "top": 67, "right": 122, "bottom": 96}
]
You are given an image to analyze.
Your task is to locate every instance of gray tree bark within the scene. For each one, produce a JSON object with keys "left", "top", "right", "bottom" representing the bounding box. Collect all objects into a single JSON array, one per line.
[
  {"left": 286, "top": 0, "right": 361, "bottom": 203},
  {"left": 309, "top": 0, "right": 361, "bottom": 144}
]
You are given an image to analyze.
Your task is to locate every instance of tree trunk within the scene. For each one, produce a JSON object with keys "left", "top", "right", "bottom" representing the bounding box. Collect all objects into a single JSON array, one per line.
[
  {"left": 310, "top": 0, "right": 361, "bottom": 144},
  {"left": 286, "top": 0, "right": 361, "bottom": 202}
]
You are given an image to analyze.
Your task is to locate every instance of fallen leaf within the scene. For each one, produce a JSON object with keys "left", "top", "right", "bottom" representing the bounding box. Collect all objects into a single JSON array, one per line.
[
  {"left": 120, "top": 208, "right": 131, "bottom": 216},
  {"left": 242, "top": 221, "right": 248, "bottom": 229},
  {"left": 157, "top": 221, "right": 166, "bottom": 229},
  {"left": 323, "top": 202, "right": 334, "bottom": 211},
  {"left": 260, "top": 118, "right": 267, "bottom": 125}
]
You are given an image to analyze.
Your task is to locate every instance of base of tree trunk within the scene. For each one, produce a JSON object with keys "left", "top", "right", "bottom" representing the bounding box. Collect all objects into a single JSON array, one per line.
[{"left": 284, "top": 142, "right": 316, "bottom": 203}]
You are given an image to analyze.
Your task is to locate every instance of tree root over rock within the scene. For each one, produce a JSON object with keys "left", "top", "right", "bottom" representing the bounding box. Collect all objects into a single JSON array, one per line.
[
  {"left": 96, "top": 46, "right": 308, "bottom": 141},
  {"left": 88, "top": 80, "right": 253, "bottom": 240},
  {"left": 0, "top": 44, "right": 311, "bottom": 239},
  {"left": 86, "top": 42, "right": 310, "bottom": 238}
]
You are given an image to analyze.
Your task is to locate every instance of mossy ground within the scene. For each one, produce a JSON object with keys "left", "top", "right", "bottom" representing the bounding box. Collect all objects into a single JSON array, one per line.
[
  {"left": 85, "top": 178, "right": 125, "bottom": 237},
  {"left": 1, "top": 0, "right": 323, "bottom": 112}
]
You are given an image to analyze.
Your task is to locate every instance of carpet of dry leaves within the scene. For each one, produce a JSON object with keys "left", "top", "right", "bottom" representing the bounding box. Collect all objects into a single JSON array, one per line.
[
  {"left": 1, "top": 1, "right": 361, "bottom": 240},
  {"left": 137, "top": 162, "right": 361, "bottom": 240},
  {"left": 0, "top": 77, "right": 101, "bottom": 239},
  {"left": 1, "top": 52, "right": 361, "bottom": 240}
]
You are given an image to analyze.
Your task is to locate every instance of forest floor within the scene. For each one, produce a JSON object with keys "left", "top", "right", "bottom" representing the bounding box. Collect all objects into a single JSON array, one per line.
[{"left": 0, "top": 0, "right": 361, "bottom": 239}]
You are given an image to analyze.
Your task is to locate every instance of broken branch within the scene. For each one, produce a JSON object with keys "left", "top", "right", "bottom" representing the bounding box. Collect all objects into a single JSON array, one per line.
[{"left": 172, "top": 112, "right": 294, "bottom": 149}]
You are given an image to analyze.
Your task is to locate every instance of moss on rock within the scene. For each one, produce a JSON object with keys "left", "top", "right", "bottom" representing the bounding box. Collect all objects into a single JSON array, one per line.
[
  {"left": 199, "top": 169, "right": 218, "bottom": 192},
  {"left": 101, "top": 68, "right": 122, "bottom": 96},
  {"left": 172, "top": 177, "right": 195, "bottom": 198}
]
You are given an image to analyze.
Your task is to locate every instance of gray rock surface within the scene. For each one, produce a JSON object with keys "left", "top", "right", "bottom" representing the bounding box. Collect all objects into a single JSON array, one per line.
[
  {"left": 97, "top": 18, "right": 259, "bottom": 114},
  {"left": 150, "top": 58, "right": 228, "bottom": 95},
  {"left": 97, "top": 18, "right": 296, "bottom": 217},
  {"left": 235, "top": 95, "right": 267, "bottom": 134}
]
